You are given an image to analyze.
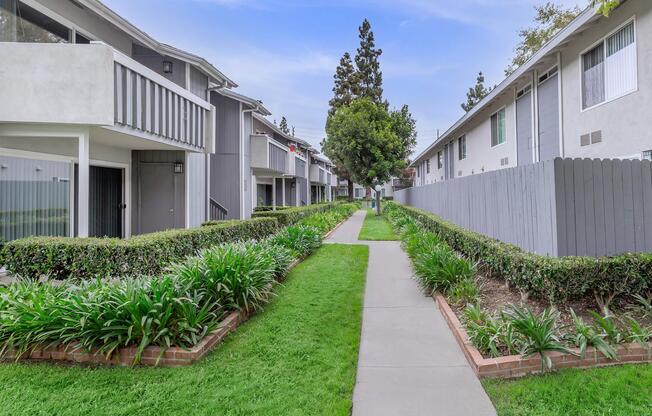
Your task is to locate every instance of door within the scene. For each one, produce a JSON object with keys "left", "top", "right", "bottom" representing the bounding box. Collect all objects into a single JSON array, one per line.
[
  {"left": 537, "top": 73, "right": 561, "bottom": 162},
  {"left": 516, "top": 90, "right": 533, "bottom": 165},
  {"left": 89, "top": 166, "right": 123, "bottom": 238},
  {"left": 139, "top": 163, "right": 176, "bottom": 234}
]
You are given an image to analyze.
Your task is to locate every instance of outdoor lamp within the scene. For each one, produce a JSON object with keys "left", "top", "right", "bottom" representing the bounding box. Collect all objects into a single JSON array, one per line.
[
  {"left": 375, "top": 185, "right": 382, "bottom": 193},
  {"left": 174, "top": 162, "right": 184, "bottom": 174},
  {"left": 163, "top": 60, "right": 173, "bottom": 74}
]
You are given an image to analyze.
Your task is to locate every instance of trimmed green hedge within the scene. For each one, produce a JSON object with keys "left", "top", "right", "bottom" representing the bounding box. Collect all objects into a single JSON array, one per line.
[
  {"left": 248, "top": 203, "right": 341, "bottom": 226},
  {"left": 1, "top": 218, "right": 278, "bottom": 280},
  {"left": 385, "top": 202, "right": 652, "bottom": 305}
]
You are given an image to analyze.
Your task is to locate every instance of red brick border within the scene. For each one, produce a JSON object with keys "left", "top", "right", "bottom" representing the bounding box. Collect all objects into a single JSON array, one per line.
[
  {"left": 3, "top": 258, "right": 301, "bottom": 368},
  {"left": 434, "top": 293, "right": 652, "bottom": 379}
]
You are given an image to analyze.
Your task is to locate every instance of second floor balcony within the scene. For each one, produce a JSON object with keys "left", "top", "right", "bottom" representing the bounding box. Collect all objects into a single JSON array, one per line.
[
  {"left": 0, "top": 42, "right": 215, "bottom": 153},
  {"left": 310, "top": 164, "right": 327, "bottom": 185},
  {"left": 251, "top": 134, "right": 289, "bottom": 176}
]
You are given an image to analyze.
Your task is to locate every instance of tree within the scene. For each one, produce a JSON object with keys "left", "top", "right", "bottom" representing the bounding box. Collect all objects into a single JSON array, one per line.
[
  {"left": 354, "top": 19, "right": 384, "bottom": 104},
  {"left": 505, "top": 3, "right": 580, "bottom": 76},
  {"left": 325, "top": 98, "right": 416, "bottom": 214},
  {"left": 592, "top": 0, "right": 619, "bottom": 16},
  {"left": 461, "top": 72, "right": 493, "bottom": 112},
  {"left": 328, "top": 52, "right": 358, "bottom": 117},
  {"left": 279, "top": 117, "right": 290, "bottom": 134},
  {"left": 291, "top": 126, "right": 295, "bottom": 136}
]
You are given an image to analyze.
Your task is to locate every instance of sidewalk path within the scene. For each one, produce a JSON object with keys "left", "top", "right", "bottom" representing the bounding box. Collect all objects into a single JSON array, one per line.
[{"left": 326, "top": 210, "right": 496, "bottom": 416}]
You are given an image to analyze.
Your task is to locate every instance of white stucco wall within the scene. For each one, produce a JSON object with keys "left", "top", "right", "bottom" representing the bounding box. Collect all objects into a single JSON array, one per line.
[
  {"left": 560, "top": 0, "right": 652, "bottom": 160},
  {"left": 0, "top": 43, "right": 114, "bottom": 126}
]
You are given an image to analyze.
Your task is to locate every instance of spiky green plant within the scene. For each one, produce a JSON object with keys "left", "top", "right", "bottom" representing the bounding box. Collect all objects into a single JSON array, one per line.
[{"left": 566, "top": 309, "right": 617, "bottom": 360}]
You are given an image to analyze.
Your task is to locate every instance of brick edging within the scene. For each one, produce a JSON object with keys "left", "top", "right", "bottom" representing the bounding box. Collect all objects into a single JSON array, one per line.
[
  {"left": 323, "top": 218, "right": 348, "bottom": 239},
  {"left": 3, "top": 258, "right": 302, "bottom": 368},
  {"left": 434, "top": 293, "right": 652, "bottom": 379}
]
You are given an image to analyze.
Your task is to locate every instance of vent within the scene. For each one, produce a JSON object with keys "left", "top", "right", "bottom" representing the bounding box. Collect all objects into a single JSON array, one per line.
[
  {"left": 591, "top": 130, "right": 602, "bottom": 144},
  {"left": 643, "top": 150, "right": 652, "bottom": 161},
  {"left": 500, "top": 157, "right": 509, "bottom": 166},
  {"left": 580, "top": 134, "right": 591, "bottom": 146}
]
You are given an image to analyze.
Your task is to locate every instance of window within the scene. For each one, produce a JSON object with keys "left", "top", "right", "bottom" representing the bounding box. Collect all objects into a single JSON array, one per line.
[
  {"left": 437, "top": 151, "right": 443, "bottom": 169},
  {"left": 426, "top": 158, "right": 430, "bottom": 174},
  {"left": 643, "top": 150, "right": 652, "bottom": 161},
  {"left": 458, "top": 135, "right": 467, "bottom": 160},
  {"left": 582, "top": 20, "right": 637, "bottom": 110},
  {"left": 491, "top": 109, "right": 506, "bottom": 147},
  {"left": 354, "top": 188, "right": 364, "bottom": 198},
  {"left": 0, "top": 1, "right": 70, "bottom": 43}
]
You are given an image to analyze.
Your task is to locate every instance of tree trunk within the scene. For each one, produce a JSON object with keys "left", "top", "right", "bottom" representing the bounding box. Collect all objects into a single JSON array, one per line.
[
  {"left": 347, "top": 179, "right": 354, "bottom": 202},
  {"left": 376, "top": 189, "right": 381, "bottom": 216}
]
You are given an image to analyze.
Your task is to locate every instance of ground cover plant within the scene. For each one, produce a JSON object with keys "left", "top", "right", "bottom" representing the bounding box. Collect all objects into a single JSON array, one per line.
[
  {"left": 383, "top": 203, "right": 652, "bottom": 371},
  {"left": 357, "top": 209, "right": 400, "bottom": 241},
  {"left": 0, "top": 244, "right": 369, "bottom": 416},
  {"left": 0, "top": 205, "right": 357, "bottom": 365},
  {"left": 483, "top": 364, "right": 652, "bottom": 416}
]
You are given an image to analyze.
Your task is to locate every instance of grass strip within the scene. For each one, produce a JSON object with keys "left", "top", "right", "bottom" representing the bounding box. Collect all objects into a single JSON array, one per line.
[
  {"left": 357, "top": 209, "right": 400, "bottom": 241},
  {"left": 483, "top": 364, "right": 652, "bottom": 416},
  {"left": 0, "top": 244, "right": 369, "bottom": 416}
]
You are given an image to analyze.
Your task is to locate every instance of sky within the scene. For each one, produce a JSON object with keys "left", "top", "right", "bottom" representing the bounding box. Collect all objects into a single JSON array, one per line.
[{"left": 104, "top": 0, "right": 583, "bottom": 156}]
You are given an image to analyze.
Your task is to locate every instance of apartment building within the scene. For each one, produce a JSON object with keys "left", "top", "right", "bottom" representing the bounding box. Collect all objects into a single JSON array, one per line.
[
  {"left": 413, "top": 0, "right": 651, "bottom": 185},
  {"left": 0, "top": 0, "right": 329, "bottom": 241}
]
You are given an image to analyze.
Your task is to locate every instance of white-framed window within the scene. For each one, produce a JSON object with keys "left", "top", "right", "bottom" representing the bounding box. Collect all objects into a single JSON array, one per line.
[
  {"left": 426, "top": 158, "right": 430, "bottom": 174},
  {"left": 643, "top": 150, "right": 652, "bottom": 161},
  {"left": 437, "top": 151, "right": 443, "bottom": 169},
  {"left": 581, "top": 19, "right": 637, "bottom": 110},
  {"left": 354, "top": 188, "right": 364, "bottom": 198},
  {"left": 458, "top": 135, "right": 467, "bottom": 160},
  {"left": 491, "top": 108, "right": 506, "bottom": 147}
]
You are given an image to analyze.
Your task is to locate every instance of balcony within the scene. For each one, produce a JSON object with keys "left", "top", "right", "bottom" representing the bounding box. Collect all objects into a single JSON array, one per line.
[
  {"left": 310, "top": 164, "right": 327, "bottom": 185},
  {"left": 392, "top": 178, "right": 414, "bottom": 191},
  {"left": 0, "top": 42, "right": 215, "bottom": 152},
  {"left": 251, "top": 134, "right": 289, "bottom": 176},
  {"left": 291, "top": 152, "right": 307, "bottom": 178}
]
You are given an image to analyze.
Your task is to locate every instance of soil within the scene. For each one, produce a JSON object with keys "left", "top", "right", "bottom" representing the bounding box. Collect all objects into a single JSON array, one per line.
[{"left": 448, "top": 273, "right": 650, "bottom": 329}]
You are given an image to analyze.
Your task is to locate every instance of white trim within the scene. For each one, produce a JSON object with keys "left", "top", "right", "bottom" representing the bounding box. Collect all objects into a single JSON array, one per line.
[
  {"left": 239, "top": 103, "right": 245, "bottom": 219},
  {"left": 512, "top": 87, "right": 518, "bottom": 166},
  {"left": 579, "top": 16, "right": 638, "bottom": 113},
  {"left": 490, "top": 106, "right": 507, "bottom": 148},
  {"left": 532, "top": 70, "right": 540, "bottom": 163},
  {"left": 90, "top": 159, "right": 131, "bottom": 238},
  {"left": 557, "top": 52, "right": 565, "bottom": 158},
  {"left": 20, "top": 0, "right": 102, "bottom": 43},
  {"left": 184, "top": 152, "right": 190, "bottom": 228}
]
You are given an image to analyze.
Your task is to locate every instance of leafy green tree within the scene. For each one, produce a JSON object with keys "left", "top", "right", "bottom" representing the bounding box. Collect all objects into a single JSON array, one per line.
[
  {"left": 592, "top": 0, "right": 619, "bottom": 16},
  {"left": 505, "top": 3, "right": 580, "bottom": 76},
  {"left": 325, "top": 98, "right": 416, "bottom": 214},
  {"left": 461, "top": 72, "right": 493, "bottom": 112},
  {"left": 279, "top": 117, "right": 290, "bottom": 134},
  {"left": 354, "top": 19, "right": 383, "bottom": 104}
]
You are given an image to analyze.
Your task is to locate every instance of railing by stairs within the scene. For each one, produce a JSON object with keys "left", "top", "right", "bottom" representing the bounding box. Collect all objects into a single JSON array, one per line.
[{"left": 209, "top": 198, "right": 228, "bottom": 221}]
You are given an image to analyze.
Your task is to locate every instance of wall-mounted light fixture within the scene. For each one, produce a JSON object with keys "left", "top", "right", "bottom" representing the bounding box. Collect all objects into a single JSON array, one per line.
[
  {"left": 174, "top": 162, "right": 184, "bottom": 174},
  {"left": 163, "top": 60, "right": 173, "bottom": 74}
]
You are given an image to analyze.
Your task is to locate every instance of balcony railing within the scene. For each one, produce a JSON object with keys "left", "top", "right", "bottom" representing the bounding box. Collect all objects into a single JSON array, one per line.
[
  {"left": 113, "top": 49, "right": 214, "bottom": 151},
  {"left": 251, "top": 134, "right": 289, "bottom": 175},
  {"left": 309, "top": 164, "right": 327, "bottom": 184},
  {"left": 0, "top": 42, "right": 214, "bottom": 152}
]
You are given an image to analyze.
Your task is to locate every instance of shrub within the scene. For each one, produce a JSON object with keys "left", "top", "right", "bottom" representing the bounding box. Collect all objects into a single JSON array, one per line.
[
  {"left": 250, "top": 203, "right": 340, "bottom": 226},
  {"left": 1, "top": 218, "right": 279, "bottom": 280},
  {"left": 296, "top": 204, "right": 358, "bottom": 235},
  {"left": 384, "top": 202, "right": 652, "bottom": 305},
  {"left": 448, "top": 277, "right": 480, "bottom": 305},
  {"left": 269, "top": 225, "right": 322, "bottom": 258}
]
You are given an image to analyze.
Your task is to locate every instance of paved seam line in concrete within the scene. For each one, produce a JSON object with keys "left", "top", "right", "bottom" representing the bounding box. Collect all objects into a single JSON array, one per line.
[{"left": 326, "top": 210, "right": 496, "bottom": 416}]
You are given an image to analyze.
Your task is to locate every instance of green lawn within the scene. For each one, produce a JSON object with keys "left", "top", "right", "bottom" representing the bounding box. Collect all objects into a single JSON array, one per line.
[
  {"left": 358, "top": 209, "right": 399, "bottom": 241},
  {"left": 483, "top": 364, "right": 652, "bottom": 416},
  {"left": 0, "top": 244, "right": 369, "bottom": 416}
]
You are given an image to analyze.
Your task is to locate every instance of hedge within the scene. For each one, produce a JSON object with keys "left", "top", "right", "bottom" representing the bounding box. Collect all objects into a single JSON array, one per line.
[
  {"left": 0, "top": 218, "right": 279, "bottom": 280},
  {"left": 248, "top": 203, "right": 342, "bottom": 226},
  {"left": 385, "top": 202, "right": 652, "bottom": 306}
]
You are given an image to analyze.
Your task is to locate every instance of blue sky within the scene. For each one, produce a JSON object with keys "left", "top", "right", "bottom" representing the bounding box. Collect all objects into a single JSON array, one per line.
[{"left": 105, "top": 0, "right": 582, "bottom": 156}]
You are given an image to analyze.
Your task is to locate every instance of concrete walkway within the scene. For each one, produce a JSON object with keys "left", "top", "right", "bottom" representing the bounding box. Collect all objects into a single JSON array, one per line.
[{"left": 326, "top": 210, "right": 496, "bottom": 416}]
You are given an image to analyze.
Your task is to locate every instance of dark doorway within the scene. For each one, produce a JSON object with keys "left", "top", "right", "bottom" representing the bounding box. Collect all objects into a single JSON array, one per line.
[{"left": 89, "top": 166, "right": 123, "bottom": 238}]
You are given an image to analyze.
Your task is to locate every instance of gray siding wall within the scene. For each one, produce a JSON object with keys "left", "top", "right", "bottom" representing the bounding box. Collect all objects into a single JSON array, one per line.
[
  {"left": 516, "top": 91, "right": 533, "bottom": 165},
  {"left": 297, "top": 177, "right": 308, "bottom": 206},
  {"left": 538, "top": 74, "right": 560, "bottom": 162},
  {"left": 209, "top": 93, "right": 241, "bottom": 220},
  {"left": 132, "top": 44, "right": 187, "bottom": 89},
  {"left": 188, "top": 66, "right": 208, "bottom": 100},
  {"left": 295, "top": 158, "right": 306, "bottom": 178},
  {"left": 269, "top": 144, "right": 288, "bottom": 173},
  {"left": 395, "top": 158, "right": 652, "bottom": 257}
]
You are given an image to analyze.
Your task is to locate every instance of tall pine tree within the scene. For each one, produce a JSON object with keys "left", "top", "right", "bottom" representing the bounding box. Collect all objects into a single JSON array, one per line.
[
  {"left": 328, "top": 52, "right": 357, "bottom": 117},
  {"left": 461, "top": 72, "right": 493, "bottom": 112},
  {"left": 354, "top": 19, "right": 383, "bottom": 104},
  {"left": 279, "top": 117, "right": 290, "bottom": 134}
]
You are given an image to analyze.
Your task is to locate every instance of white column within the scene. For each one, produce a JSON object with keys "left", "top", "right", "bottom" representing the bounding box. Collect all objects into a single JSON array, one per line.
[
  {"left": 281, "top": 178, "right": 286, "bottom": 207},
  {"left": 296, "top": 179, "right": 300, "bottom": 207},
  {"left": 77, "top": 131, "right": 90, "bottom": 237},
  {"left": 271, "top": 177, "right": 276, "bottom": 210}
]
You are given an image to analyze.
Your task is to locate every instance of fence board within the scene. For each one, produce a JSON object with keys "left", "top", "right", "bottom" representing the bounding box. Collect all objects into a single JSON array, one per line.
[{"left": 395, "top": 158, "right": 652, "bottom": 257}]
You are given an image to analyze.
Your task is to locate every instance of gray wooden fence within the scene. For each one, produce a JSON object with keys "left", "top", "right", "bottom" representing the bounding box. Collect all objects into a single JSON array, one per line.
[{"left": 394, "top": 158, "right": 652, "bottom": 257}]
